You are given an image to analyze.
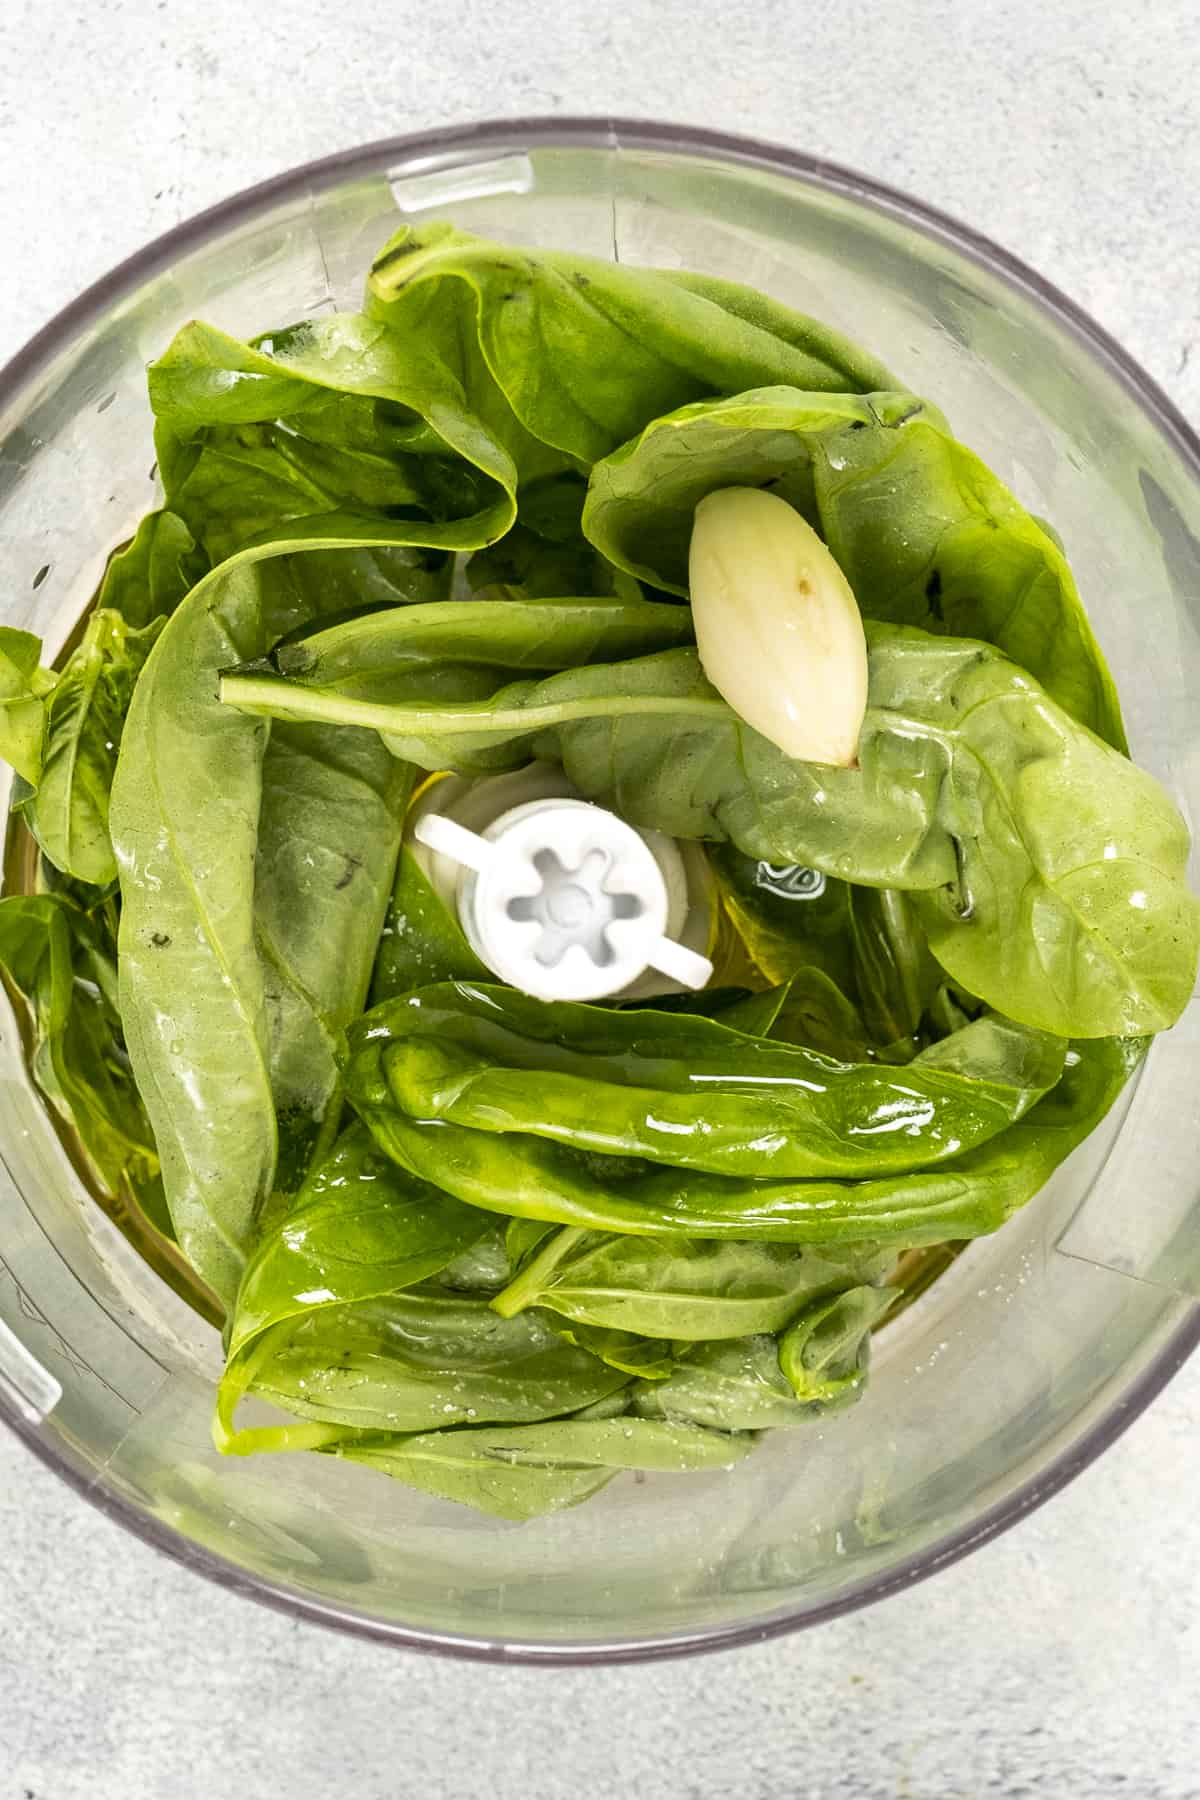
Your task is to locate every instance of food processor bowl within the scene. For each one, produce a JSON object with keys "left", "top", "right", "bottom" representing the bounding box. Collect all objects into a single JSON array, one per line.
[{"left": 2, "top": 119, "right": 1198, "bottom": 1662}]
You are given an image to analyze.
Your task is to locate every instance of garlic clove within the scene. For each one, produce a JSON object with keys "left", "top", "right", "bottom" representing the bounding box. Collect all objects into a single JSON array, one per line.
[{"left": 688, "top": 486, "right": 868, "bottom": 767}]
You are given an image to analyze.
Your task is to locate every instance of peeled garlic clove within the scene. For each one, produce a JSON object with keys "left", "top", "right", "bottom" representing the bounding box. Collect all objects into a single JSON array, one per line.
[{"left": 688, "top": 486, "right": 868, "bottom": 767}]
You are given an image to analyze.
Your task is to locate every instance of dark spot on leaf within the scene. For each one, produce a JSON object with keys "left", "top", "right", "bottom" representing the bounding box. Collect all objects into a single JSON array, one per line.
[
  {"left": 848, "top": 420, "right": 867, "bottom": 431},
  {"left": 573, "top": 271, "right": 590, "bottom": 289},
  {"left": 335, "top": 854, "right": 362, "bottom": 892},
  {"left": 925, "top": 568, "right": 944, "bottom": 621},
  {"left": 31, "top": 564, "right": 50, "bottom": 591},
  {"left": 502, "top": 291, "right": 518, "bottom": 302},
  {"left": 150, "top": 931, "right": 171, "bottom": 947},
  {"left": 370, "top": 238, "right": 420, "bottom": 275}
]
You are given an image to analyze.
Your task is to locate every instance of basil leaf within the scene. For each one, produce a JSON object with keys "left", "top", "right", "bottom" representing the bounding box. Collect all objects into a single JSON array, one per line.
[
  {"left": 268, "top": 594, "right": 692, "bottom": 703},
  {"left": 222, "top": 1123, "right": 483, "bottom": 1366},
  {"left": 490, "top": 1228, "right": 890, "bottom": 1339},
  {"left": 0, "top": 626, "right": 56, "bottom": 786},
  {"left": 0, "top": 893, "right": 160, "bottom": 1219},
  {"left": 94, "top": 508, "right": 208, "bottom": 629},
  {"left": 221, "top": 1290, "right": 628, "bottom": 1453},
  {"left": 584, "top": 387, "right": 1124, "bottom": 746},
  {"left": 633, "top": 1334, "right": 830, "bottom": 1430},
  {"left": 778, "top": 1284, "right": 899, "bottom": 1405},
  {"left": 346, "top": 982, "right": 1065, "bottom": 1181},
  {"left": 542, "top": 1318, "right": 679, "bottom": 1382},
  {"left": 371, "top": 843, "right": 488, "bottom": 1003},
  {"left": 366, "top": 222, "right": 894, "bottom": 470},
  {"left": 232, "top": 623, "right": 1197, "bottom": 1036},
  {"left": 329, "top": 1418, "right": 754, "bottom": 1523},
  {"left": 354, "top": 1033, "right": 1135, "bottom": 1251},
  {"left": 24, "top": 610, "right": 164, "bottom": 887}
]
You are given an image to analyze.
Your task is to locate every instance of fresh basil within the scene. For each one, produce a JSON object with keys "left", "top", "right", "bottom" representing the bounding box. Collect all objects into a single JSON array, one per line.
[
  {"left": 344, "top": 982, "right": 1066, "bottom": 1180},
  {"left": 0, "top": 892, "right": 162, "bottom": 1226},
  {"left": 227, "top": 624, "right": 1196, "bottom": 1037},
  {"left": 0, "top": 218, "right": 1184, "bottom": 1521},
  {"left": 778, "top": 1284, "right": 898, "bottom": 1405},
  {"left": 328, "top": 1417, "right": 755, "bottom": 1522},
  {"left": 366, "top": 222, "right": 894, "bottom": 470},
  {"left": 489, "top": 1227, "right": 889, "bottom": 1340},
  {"left": 583, "top": 388, "right": 1124, "bottom": 747}
]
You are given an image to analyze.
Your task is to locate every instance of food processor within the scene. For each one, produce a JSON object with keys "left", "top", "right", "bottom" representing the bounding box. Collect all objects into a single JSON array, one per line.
[{"left": 1, "top": 118, "right": 1197, "bottom": 1661}]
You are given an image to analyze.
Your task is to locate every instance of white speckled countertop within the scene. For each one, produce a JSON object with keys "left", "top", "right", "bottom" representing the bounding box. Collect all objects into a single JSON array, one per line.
[{"left": 1, "top": 4, "right": 1199, "bottom": 1795}]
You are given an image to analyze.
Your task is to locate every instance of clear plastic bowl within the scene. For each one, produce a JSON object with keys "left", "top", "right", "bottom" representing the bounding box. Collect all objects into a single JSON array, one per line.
[{"left": 1, "top": 118, "right": 1198, "bottom": 1663}]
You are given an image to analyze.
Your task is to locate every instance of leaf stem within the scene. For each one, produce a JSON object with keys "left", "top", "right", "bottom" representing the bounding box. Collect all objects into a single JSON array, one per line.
[
  {"left": 490, "top": 1225, "right": 591, "bottom": 1318},
  {"left": 219, "top": 673, "right": 729, "bottom": 739}
]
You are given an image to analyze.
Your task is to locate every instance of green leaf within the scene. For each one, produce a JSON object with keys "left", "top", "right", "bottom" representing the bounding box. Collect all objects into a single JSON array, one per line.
[
  {"left": 846, "top": 886, "right": 940, "bottom": 1053},
  {"left": 0, "top": 626, "right": 56, "bottom": 785},
  {"left": 254, "top": 714, "right": 411, "bottom": 1192},
  {"left": 241, "top": 624, "right": 1198, "bottom": 1037},
  {"left": 540, "top": 1318, "right": 679, "bottom": 1382},
  {"left": 356, "top": 1030, "right": 1135, "bottom": 1251},
  {"left": 0, "top": 893, "right": 161, "bottom": 1215},
  {"left": 110, "top": 541, "right": 510, "bottom": 1309},
  {"left": 371, "top": 841, "right": 489, "bottom": 1003},
  {"left": 583, "top": 388, "right": 1123, "bottom": 746},
  {"left": 220, "top": 1288, "right": 628, "bottom": 1454},
  {"left": 760, "top": 967, "right": 874, "bottom": 1062},
  {"left": 778, "top": 1284, "right": 899, "bottom": 1404},
  {"left": 94, "top": 508, "right": 208, "bottom": 628},
  {"left": 148, "top": 312, "right": 517, "bottom": 562},
  {"left": 214, "top": 1121, "right": 630, "bottom": 1454},
  {"left": 108, "top": 292, "right": 528, "bottom": 1306},
  {"left": 366, "top": 222, "right": 895, "bottom": 471},
  {"left": 582, "top": 386, "right": 899, "bottom": 591},
  {"left": 222, "top": 1123, "right": 483, "bottom": 1363},
  {"left": 330, "top": 1417, "right": 754, "bottom": 1522},
  {"left": 346, "top": 982, "right": 1066, "bottom": 1182},
  {"left": 147, "top": 313, "right": 503, "bottom": 543},
  {"left": 329, "top": 1430, "right": 614, "bottom": 1520},
  {"left": 633, "top": 1334, "right": 832, "bottom": 1429},
  {"left": 264, "top": 593, "right": 693, "bottom": 705},
  {"left": 438, "top": 1222, "right": 513, "bottom": 1295},
  {"left": 809, "top": 409, "right": 1126, "bottom": 749},
  {"left": 490, "top": 1228, "right": 888, "bottom": 1339},
  {"left": 24, "top": 610, "right": 163, "bottom": 886}
]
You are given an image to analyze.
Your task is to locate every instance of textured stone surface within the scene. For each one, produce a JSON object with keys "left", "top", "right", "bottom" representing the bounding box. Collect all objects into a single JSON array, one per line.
[{"left": 1, "top": 3, "right": 1199, "bottom": 1796}]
